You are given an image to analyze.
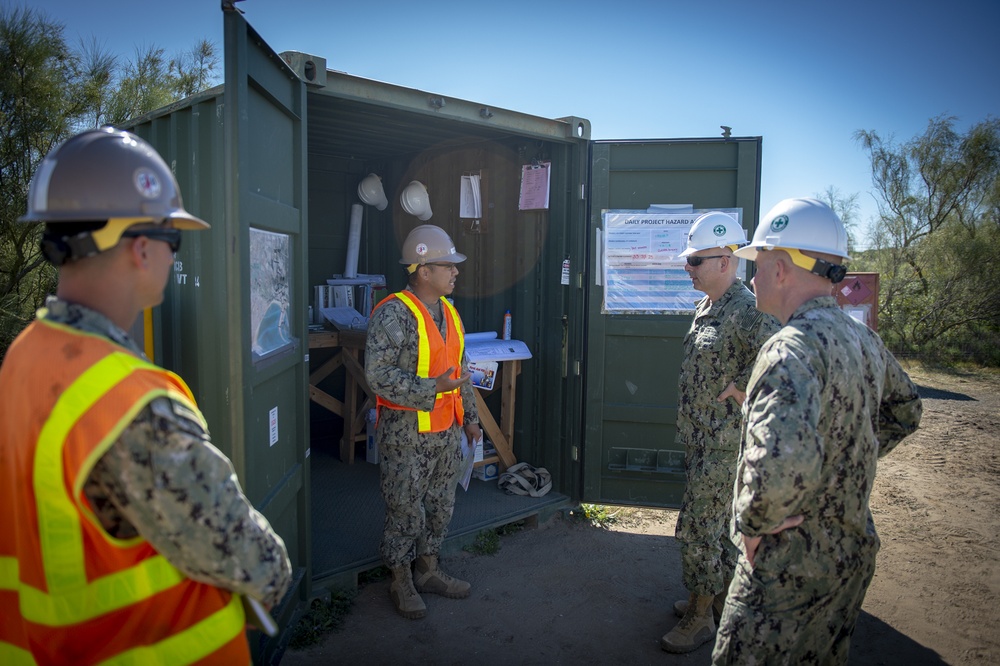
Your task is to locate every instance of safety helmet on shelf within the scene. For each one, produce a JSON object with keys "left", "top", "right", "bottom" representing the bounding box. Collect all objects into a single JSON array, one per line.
[
  {"left": 678, "top": 211, "right": 747, "bottom": 258},
  {"left": 357, "top": 173, "right": 388, "bottom": 210},
  {"left": 400, "top": 180, "right": 433, "bottom": 220},
  {"left": 398, "top": 224, "right": 466, "bottom": 268},
  {"left": 734, "top": 197, "right": 851, "bottom": 282}
]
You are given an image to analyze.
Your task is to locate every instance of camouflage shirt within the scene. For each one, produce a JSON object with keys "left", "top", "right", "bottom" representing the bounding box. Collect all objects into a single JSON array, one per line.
[
  {"left": 677, "top": 280, "right": 780, "bottom": 450},
  {"left": 43, "top": 298, "right": 292, "bottom": 608},
  {"left": 733, "top": 296, "right": 922, "bottom": 544},
  {"left": 364, "top": 289, "right": 478, "bottom": 425}
]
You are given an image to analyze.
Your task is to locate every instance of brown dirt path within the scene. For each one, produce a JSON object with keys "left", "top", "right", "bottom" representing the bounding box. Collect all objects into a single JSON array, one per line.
[{"left": 281, "top": 364, "right": 1000, "bottom": 665}]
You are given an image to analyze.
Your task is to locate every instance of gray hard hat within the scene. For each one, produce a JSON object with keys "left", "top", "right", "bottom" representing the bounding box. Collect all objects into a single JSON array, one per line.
[
  {"left": 399, "top": 224, "right": 466, "bottom": 267},
  {"left": 19, "top": 126, "right": 208, "bottom": 230}
]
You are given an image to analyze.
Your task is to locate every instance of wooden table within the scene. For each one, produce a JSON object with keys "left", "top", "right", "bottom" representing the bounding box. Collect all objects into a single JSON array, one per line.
[
  {"left": 308, "top": 329, "right": 370, "bottom": 463},
  {"left": 308, "top": 330, "right": 518, "bottom": 470}
]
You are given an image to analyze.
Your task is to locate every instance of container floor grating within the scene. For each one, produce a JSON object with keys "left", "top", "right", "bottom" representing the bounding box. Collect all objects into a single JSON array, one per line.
[{"left": 309, "top": 445, "right": 568, "bottom": 581}]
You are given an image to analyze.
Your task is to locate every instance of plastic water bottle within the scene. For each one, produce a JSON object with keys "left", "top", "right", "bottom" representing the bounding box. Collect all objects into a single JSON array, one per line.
[{"left": 502, "top": 310, "right": 512, "bottom": 340}]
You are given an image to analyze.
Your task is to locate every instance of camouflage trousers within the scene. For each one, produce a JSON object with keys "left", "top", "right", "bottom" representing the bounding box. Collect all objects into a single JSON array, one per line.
[
  {"left": 712, "top": 534, "right": 878, "bottom": 665},
  {"left": 378, "top": 411, "right": 462, "bottom": 569},
  {"left": 674, "top": 442, "right": 739, "bottom": 596}
]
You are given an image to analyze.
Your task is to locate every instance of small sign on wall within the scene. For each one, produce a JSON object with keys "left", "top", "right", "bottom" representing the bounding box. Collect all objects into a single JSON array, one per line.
[{"left": 269, "top": 407, "right": 278, "bottom": 447}]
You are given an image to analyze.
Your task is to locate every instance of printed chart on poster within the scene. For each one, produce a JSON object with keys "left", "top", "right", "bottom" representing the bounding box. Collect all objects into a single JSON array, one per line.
[{"left": 601, "top": 209, "right": 741, "bottom": 314}]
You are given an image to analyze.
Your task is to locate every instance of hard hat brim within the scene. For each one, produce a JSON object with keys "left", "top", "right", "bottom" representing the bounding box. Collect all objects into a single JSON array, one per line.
[
  {"left": 398, "top": 251, "right": 467, "bottom": 265},
  {"left": 735, "top": 243, "right": 851, "bottom": 263}
]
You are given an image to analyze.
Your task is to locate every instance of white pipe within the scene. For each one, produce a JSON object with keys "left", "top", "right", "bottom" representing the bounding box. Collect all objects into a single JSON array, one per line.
[{"left": 345, "top": 203, "right": 363, "bottom": 278}]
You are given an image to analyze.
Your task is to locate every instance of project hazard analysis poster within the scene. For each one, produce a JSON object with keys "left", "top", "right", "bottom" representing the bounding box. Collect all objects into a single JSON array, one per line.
[{"left": 600, "top": 209, "right": 742, "bottom": 314}]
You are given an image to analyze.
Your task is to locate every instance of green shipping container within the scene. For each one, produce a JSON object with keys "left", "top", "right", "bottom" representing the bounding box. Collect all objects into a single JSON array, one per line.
[{"left": 127, "top": 7, "right": 761, "bottom": 659}]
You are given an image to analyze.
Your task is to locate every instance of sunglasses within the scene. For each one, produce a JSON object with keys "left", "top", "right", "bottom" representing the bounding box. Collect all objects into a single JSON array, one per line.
[
  {"left": 685, "top": 254, "right": 727, "bottom": 267},
  {"left": 121, "top": 228, "right": 182, "bottom": 253},
  {"left": 425, "top": 262, "right": 458, "bottom": 270}
]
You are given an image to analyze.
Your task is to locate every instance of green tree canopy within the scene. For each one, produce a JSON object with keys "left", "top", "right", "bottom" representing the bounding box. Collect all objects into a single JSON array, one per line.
[
  {"left": 855, "top": 115, "right": 1000, "bottom": 362},
  {"left": 0, "top": 5, "right": 218, "bottom": 360}
]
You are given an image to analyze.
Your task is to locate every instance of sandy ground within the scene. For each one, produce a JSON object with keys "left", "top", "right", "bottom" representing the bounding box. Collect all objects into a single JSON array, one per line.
[{"left": 282, "top": 364, "right": 1000, "bottom": 665}]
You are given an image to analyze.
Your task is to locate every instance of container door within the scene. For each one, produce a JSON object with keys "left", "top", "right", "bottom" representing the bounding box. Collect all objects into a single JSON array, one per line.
[
  {"left": 582, "top": 138, "right": 762, "bottom": 508},
  {"left": 223, "top": 7, "right": 310, "bottom": 606}
]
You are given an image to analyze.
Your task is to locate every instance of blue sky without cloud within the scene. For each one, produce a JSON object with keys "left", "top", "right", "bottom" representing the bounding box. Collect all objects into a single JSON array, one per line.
[{"left": 22, "top": 0, "right": 1000, "bottom": 246}]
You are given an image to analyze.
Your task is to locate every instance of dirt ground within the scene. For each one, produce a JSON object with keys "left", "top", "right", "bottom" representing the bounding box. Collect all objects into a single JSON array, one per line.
[{"left": 281, "top": 364, "right": 1000, "bottom": 665}]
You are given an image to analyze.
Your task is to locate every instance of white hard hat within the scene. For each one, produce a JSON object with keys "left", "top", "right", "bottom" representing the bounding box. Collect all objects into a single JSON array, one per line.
[
  {"left": 358, "top": 173, "right": 388, "bottom": 210},
  {"left": 735, "top": 198, "right": 851, "bottom": 262},
  {"left": 678, "top": 211, "right": 747, "bottom": 258},
  {"left": 400, "top": 180, "right": 432, "bottom": 221}
]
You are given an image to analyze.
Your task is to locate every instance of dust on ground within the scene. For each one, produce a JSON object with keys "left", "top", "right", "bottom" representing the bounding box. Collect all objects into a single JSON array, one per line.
[{"left": 281, "top": 363, "right": 1000, "bottom": 665}]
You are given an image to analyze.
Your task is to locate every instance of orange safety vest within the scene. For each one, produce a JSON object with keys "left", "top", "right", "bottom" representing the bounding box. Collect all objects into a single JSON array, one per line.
[
  {"left": 0, "top": 318, "right": 249, "bottom": 665},
  {"left": 374, "top": 291, "right": 465, "bottom": 433}
]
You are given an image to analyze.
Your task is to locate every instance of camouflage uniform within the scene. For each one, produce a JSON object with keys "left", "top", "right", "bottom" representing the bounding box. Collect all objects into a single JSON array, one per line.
[
  {"left": 27, "top": 298, "right": 293, "bottom": 608},
  {"left": 712, "top": 296, "right": 922, "bottom": 665},
  {"left": 674, "top": 280, "right": 780, "bottom": 596},
  {"left": 365, "top": 288, "right": 478, "bottom": 569}
]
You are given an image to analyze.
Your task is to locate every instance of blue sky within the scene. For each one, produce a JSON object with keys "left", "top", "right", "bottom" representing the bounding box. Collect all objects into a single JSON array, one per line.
[{"left": 21, "top": 0, "right": 1000, "bottom": 247}]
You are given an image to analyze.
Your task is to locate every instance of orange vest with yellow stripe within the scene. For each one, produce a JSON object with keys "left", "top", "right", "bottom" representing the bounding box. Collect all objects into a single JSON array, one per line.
[
  {"left": 0, "top": 318, "right": 249, "bottom": 665},
  {"left": 374, "top": 291, "right": 465, "bottom": 433}
]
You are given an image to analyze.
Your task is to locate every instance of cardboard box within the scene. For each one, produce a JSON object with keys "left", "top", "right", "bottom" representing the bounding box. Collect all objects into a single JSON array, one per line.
[
  {"left": 473, "top": 462, "right": 499, "bottom": 481},
  {"left": 473, "top": 437, "right": 496, "bottom": 463}
]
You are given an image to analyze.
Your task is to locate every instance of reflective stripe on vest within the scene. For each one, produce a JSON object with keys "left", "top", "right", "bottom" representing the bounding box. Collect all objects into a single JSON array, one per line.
[
  {"left": 375, "top": 291, "right": 465, "bottom": 432},
  {"left": 0, "top": 319, "right": 247, "bottom": 664}
]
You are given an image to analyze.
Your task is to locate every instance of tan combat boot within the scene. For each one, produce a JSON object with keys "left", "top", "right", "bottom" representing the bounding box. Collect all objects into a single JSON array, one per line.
[
  {"left": 413, "top": 554, "right": 471, "bottom": 599},
  {"left": 661, "top": 592, "right": 716, "bottom": 653},
  {"left": 672, "top": 583, "right": 728, "bottom": 621},
  {"left": 389, "top": 565, "right": 427, "bottom": 619}
]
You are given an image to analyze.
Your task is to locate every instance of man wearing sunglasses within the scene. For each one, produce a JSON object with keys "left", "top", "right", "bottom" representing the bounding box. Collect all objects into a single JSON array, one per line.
[
  {"left": 662, "top": 211, "right": 780, "bottom": 653},
  {"left": 0, "top": 127, "right": 291, "bottom": 664},
  {"left": 712, "top": 198, "right": 922, "bottom": 665}
]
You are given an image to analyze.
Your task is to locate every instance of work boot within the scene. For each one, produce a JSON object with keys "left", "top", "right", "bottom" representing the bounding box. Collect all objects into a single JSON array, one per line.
[
  {"left": 661, "top": 593, "right": 716, "bottom": 653},
  {"left": 672, "top": 589, "right": 727, "bottom": 621},
  {"left": 413, "top": 554, "right": 471, "bottom": 599},
  {"left": 389, "top": 566, "right": 426, "bottom": 619}
]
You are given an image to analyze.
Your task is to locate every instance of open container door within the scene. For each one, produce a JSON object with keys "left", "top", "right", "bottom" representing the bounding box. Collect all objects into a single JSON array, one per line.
[
  {"left": 583, "top": 137, "right": 762, "bottom": 508},
  {"left": 129, "top": 6, "right": 309, "bottom": 658},
  {"left": 222, "top": 3, "right": 310, "bottom": 652}
]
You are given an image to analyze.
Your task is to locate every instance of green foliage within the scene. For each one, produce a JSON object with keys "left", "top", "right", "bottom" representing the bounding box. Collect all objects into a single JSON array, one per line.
[
  {"left": 465, "top": 529, "right": 500, "bottom": 555},
  {"left": 287, "top": 589, "right": 356, "bottom": 650},
  {"left": 0, "top": 7, "right": 219, "bottom": 361},
  {"left": 815, "top": 186, "right": 861, "bottom": 257},
  {"left": 571, "top": 503, "right": 621, "bottom": 528},
  {"left": 0, "top": 6, "right": 79, "bottom": 361},
  {"left": 102, "top": 40, "right": 218, "bottom": 126},
  {"left": 463, "top": 520, "right": 524, "bottom": 556},
  {"left": 357, "top": 565, "right": 390, "bottom": 585},
  {"left": 856, "top": 115, "right": 1000, "bottom": 364}
]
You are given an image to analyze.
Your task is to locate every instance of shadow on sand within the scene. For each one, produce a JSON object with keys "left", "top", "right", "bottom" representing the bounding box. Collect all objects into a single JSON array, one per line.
[
  {"left": 915, "top": 384, "right": 976, "bottom": 401},
  {"left": 851, "top": 610, "right": 946, "bottom": 665}
]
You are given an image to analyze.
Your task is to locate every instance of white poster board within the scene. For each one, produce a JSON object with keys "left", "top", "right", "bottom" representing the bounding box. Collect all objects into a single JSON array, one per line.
[{"left": 601, "top": 209, "right": 741, "bottom": 314}]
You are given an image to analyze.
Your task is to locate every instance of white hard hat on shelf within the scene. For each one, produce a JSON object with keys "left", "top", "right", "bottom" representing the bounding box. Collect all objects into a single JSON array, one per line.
[
  {"left": 357, "top": 173, "right": 388, "bottom": 210},
  {"left": 400, "top": 180, "right": 432, "bottom": 221},
  {"left": 678, "top": 211, "right": 747, "bottom": 258}
]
